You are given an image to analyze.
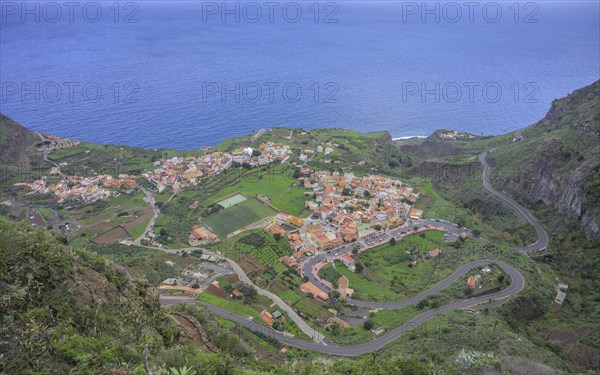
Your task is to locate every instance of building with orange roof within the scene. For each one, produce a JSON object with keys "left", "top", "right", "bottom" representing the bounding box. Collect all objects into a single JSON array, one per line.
[
  {"left": 409, "top": 208, "right": 423, "bottom": 220},
  {"left": 266, "top": 224, "right": 285, "bottom": 237},
  {"left": 330, "top": 233, "right": 343, "bottom": 247},
  {"left": 280, "top": 256, "right": 298, "bottom": 268},
  {"left": 259, "top": 310, "right": 275, "bottom": 326},
  {"left": 299, "top": 282, "right": 329, "bottom": 301},
  {"left": 193, "top": 227, "right": 207, "bottom": 239},
  {"left": 293, "top": 248, "right": 313, "bottom": 260},
  {"left": 337, "top": 276, "right": 354, "bottom": 298},
  {"left": 341, "top": 225, "right": 357, "bottom": 236},
  {"left": 467, "top": 276, "right": 476, "bottom": 289},
  {"left": 189, "top": 226, "right": 217, "bottom": 245},
  {"left": 311, "top": 230, "right": 331, "bottom": 249}
]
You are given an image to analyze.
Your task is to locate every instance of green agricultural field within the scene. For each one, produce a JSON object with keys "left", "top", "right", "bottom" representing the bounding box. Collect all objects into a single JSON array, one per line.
[
  {"left": 202, "top": 198, "right": 276, "bottom": 239},
  {"left": 251, "top": 246, "right": 279, "bottom": 267},
  {"left": 202, "top": 164, "right": 308, "bottom": 216},
  {"left": 198, "top": 293, "right": 261, "bottom": 319},
  {"left": 327, "top": 306, "right": 420, "bottom": 346},
  {"left": 333, "top": 231, "right": 452, "bottom": 301}
]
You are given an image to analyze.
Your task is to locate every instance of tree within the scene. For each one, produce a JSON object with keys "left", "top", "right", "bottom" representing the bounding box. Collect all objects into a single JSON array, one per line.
[
  {"left": 328, "top": 290, "right": 341, "bottom": 300},
  {"left": 252, "top": 149, "right": 261, "bottom": 157},
  {"left": 374, "top": 224, "right": 382, "bottom": 231},
  {"left": 355, "top": 262, "right": 364, "bottom": 273},
  {"left": 390, "top": 237, "right": 397, "bottom": 245},
  {"left": 328, "top": 322, "right": 341, "bottom": 336},
  {"left": 363, "top": 190, "right": 371, "bottom": 198},
  {"left": 352, "top": 248, "right": 359, "bottom": 255},
  {"left": 363, "top": 319, "right": 374, "bottom": 330},
  {"left": 342, "top": 187, "right": 352, "bottom": 196}
]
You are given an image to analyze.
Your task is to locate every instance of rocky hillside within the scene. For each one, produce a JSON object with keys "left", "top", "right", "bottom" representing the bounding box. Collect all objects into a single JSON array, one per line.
[
  {"left": 0, "top": 114, "right": 41, "bottom": 168},
  {"left": 488, "top": 80, "right": 600, "bottom": 239},
  {"left": 0, "top": 217, "right": 177, "bottom": 374}
]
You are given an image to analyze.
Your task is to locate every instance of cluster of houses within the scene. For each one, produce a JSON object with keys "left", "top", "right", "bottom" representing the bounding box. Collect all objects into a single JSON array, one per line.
[
  {"left": 36, "top": 135, "right": 80, "bottom": 152},
  {"left": 266, "top": 212, "right": 314, "bottom": 268},
  {"left": 142, "top": 142, "right": 292, "bottom": 192},
  {"left": 188, "top": 225, "right": 218, "bottom": 245},
  {"left": 15, "top": 174, "right": 138, "bottom": 204},
  {"left": 259, "top": 309, "right": 285, "bottom": 327},
  {"left": 439, "top": 130, "right": 476, "bottom": 140},
  {"left": 299, "top": 273, "right": 355, "bottom": 302},
  {"left": 298, "top": 169, "right": 421, "bottom": 250},
  {"left": 298, "top": 143, "right": 335, "bottom": 162},
  {"left": 466, "top": 265, "right": 493, "bottom": 290}
]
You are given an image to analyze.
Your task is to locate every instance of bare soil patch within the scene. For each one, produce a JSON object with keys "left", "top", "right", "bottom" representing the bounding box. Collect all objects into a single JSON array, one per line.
[
  {"left": 90, "top": 225, "right": 130, "bottom": 244},
  {"left": 238, "top": 253, "right": 266, "bottom": 275},
  {"left": 172, "top": 314, "right": 208, "bottom": 350}
]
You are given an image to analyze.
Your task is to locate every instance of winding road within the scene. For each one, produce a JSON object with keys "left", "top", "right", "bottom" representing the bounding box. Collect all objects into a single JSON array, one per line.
[
  {"left": 301, "top": 218, "right": 475, "bottom": 299},
  {"left": 480, "top": 152, "right": 548, "bottom": 253},
  {"left": 196, "top": 259, "right": 524, "bottom": 356},
  {"left": 162, "top": 151, "right": 549, "bottom": 356}
]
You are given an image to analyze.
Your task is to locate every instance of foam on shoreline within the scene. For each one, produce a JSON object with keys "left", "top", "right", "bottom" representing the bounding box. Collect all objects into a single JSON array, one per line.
[{"left": 392, "top": 135, "right": 428, "bottom": 140}]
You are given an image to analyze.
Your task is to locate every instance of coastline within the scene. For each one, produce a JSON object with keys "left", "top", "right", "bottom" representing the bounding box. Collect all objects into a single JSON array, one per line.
[{"left": 392, "top": 135, "right": 428, "bottom": 141}]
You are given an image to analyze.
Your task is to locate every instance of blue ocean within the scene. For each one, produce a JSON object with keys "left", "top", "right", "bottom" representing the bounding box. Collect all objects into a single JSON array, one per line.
[{"left": 1, "top": 1, "right": 599, "bottom": 149}]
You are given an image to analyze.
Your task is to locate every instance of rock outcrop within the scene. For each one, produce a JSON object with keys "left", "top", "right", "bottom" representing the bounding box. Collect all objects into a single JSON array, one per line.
[{"left": 494, "top": 81, "right": 600, "bottom": 239}]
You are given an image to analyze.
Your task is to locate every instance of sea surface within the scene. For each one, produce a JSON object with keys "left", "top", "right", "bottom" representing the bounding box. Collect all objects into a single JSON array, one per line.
[{"left": 1, "top": 1, "right": 599, "bottom": 149}]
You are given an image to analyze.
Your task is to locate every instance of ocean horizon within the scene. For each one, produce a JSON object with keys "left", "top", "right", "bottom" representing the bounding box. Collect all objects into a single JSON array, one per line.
[{"left": 1, "top": 1, "right": 599, "bottom": 149}]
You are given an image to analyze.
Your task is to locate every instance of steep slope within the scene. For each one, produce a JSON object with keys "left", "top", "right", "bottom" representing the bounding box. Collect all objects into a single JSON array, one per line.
[
  {"left": 0, "top": 113, "right": 41, "bottom": 168},
  {"left": 0, "top": 217, "right": 177, "bottom": 374},
  {"left": 487, "top": 80, "right": 600, "bottom": 239}
]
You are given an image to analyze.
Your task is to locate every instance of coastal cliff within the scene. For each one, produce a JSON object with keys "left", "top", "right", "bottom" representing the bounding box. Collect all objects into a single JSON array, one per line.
[
  {"left": 0, "top": 114, "right": 40, "bottom": 168},
  {"left": 491, "top": 81, "right": 600, "bottom": 239}
]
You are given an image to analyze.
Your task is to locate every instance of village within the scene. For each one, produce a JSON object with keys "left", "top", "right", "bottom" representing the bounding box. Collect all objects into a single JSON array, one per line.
[
  {"left": 11, "top": 134, "right": 499, "bottom": 336},
  {"left": 142, "top": 142, "right": 292, "bottom": 192},
  {"left": 273, "top": 169, "right": 422, "bottom": 272},
  {"left": 14, "top": 173, "right": 138, "bottom": 204},
  {"left": 15, "top": 142, "right": 292, "bottom": 204}
]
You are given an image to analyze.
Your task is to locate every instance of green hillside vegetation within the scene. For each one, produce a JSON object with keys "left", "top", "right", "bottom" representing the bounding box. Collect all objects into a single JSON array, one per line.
[
  {"left": 0, "top": 114, "right": 43, "bottom": 168},
  {"left": 0, "top": 217, "right": 178, "bottom": 374},
  {"left": 0, "top": 81, "right": 599, "bottom": 373},
  {"left": 0, "top": 217, "right": 472, "bottom": 374},
  {"left": 388, "top": 81, "right": 600, "bottom": 371}
]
